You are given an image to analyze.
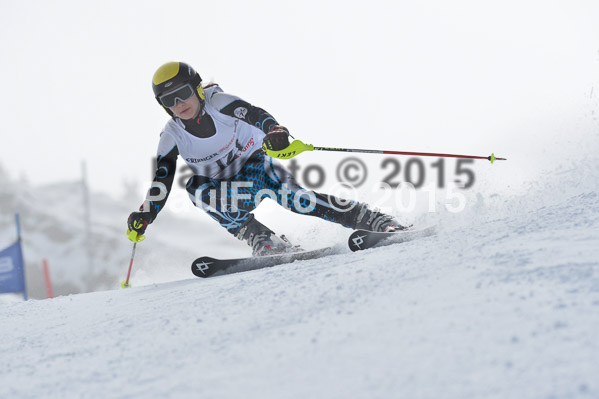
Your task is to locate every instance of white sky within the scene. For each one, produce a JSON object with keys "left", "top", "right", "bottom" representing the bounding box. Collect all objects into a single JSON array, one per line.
[{"left": 1, "top": 0, "right": 598, "bottom": 199}]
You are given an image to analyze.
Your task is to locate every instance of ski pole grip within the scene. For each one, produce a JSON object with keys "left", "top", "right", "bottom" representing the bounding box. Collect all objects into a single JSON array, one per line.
[{"left": 263, "top": 140, "right": 314, "bottom": 159}]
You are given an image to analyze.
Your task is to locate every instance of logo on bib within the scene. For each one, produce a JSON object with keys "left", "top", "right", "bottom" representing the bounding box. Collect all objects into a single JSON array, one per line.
[{"left": 186, "top": 153, "right": 219, "bottom": 163}]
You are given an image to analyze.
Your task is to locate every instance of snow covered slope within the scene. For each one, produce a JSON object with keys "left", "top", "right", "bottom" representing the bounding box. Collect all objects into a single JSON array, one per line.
[{"left": 1, "top": 151, "right": 598, "bottom": 398}]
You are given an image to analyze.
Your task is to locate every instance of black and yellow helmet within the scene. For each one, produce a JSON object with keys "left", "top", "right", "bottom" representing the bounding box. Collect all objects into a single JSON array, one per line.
[{"left": 152, "top": 62, "right": 204, "bottom": 115}]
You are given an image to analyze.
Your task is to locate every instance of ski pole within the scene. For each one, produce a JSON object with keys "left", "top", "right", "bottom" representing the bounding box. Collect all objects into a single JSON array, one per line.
[
  {"left": 265, "top": 140, "right": 507, "bottom": 163},
  {"left": 121, "top": 242, "right": 137, "bottom": 289}
]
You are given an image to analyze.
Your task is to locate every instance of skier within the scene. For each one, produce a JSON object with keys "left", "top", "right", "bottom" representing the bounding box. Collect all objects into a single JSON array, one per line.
[{"left": 127, "top": 61, "right": 406, "bottom": 255}]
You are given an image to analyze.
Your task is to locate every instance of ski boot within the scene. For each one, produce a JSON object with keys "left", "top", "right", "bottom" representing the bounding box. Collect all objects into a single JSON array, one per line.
[
  {"left": 235, "top": 214, "right": 302, "bottom": 256},
  {"left": 351, "top": 203, "right": 409, "bottom": 232}
]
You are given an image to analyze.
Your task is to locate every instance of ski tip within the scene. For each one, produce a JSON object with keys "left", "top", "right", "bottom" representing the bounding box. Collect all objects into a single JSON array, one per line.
[
  {"left": 348, "top": 230, "right": 371, "bottom": 252},
  {"left": 191, "top": 257, "right": 217, "bottom": 278}
]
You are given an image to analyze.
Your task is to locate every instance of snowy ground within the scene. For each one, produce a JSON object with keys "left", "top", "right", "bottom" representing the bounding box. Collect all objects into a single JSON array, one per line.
[{"left": 1, "top": 155, "right": 598, "bottom": 398}]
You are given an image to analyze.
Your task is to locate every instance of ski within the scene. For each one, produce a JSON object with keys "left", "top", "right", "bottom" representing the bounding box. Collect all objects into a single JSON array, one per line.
[
  {"left": 348, "top": 225, "right": 437, "bottom": 252},
  {"left": 191, "top": 246, "right": 341, "bottom": 278},
  {"left": 191, "top": 226, "right": 437, "bottom": 278}
]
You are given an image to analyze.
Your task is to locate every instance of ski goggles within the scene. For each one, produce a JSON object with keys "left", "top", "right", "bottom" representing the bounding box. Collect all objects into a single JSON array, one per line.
[{"left": 158, "top": 84, "right": 195, "bottom": 108}]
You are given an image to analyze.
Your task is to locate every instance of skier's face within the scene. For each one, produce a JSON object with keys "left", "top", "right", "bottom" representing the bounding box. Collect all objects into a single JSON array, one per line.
[{"left": 168, "top": 86, "right": 201, "bottom": 120}]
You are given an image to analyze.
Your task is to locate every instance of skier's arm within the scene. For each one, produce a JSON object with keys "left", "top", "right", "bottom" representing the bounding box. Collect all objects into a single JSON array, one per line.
[
  {"left": 141, "top": 141, "right": 179, "bottom": 221},
  {"left": 211, "top": 92, "right": 279, "bottom": 134},
  {"left": 127, "top": 134, "right": 178, "bottom": 242}
]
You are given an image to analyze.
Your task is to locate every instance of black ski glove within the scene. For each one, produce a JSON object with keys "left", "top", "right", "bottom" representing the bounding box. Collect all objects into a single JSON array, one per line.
[
  {"left": 263, "top": 125, "right": 291, "bottom": 151},
  {"left": 126, "top": 211, "right": 152, "bottom": 242}
]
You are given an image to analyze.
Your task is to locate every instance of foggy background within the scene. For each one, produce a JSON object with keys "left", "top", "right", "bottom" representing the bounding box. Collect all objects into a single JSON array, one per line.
[{"left": 2, "top": 0, "right": 598, "bottom": 196}]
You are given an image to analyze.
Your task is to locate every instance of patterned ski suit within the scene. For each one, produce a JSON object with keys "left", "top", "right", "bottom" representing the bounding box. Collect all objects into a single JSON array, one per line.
[{"left": 143, "top": 85, "right": 359, "bottom": 235}]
